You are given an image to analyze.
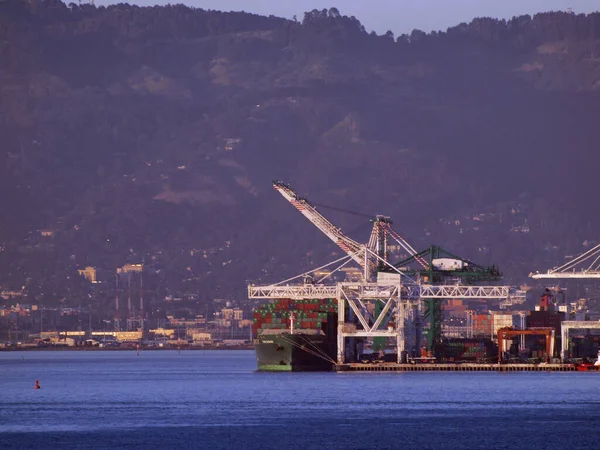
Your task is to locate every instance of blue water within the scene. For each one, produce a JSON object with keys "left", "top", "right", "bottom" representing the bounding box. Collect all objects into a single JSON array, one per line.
[{"left": 1, "top": 350, "right": 599, "bottom": 449}]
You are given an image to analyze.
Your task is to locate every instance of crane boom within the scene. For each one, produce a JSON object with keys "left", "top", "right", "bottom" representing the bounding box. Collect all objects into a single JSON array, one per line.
[
  {"left": 530, "top": 243, "right": 600, "bottom": 279},
  {"left": 273, "top": 181, "right": 366, "bottom": 268}
]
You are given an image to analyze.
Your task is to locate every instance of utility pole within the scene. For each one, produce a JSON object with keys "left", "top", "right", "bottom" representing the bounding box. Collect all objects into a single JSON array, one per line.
[
  {"left": 127, "top": 274, "right": 132, "bottom": 331},
  {"left": 139, "top": 272, "right": 144, "bottom": 331},
  {"left": 115, "top": 272, "right": 120, "bottom": 331}
]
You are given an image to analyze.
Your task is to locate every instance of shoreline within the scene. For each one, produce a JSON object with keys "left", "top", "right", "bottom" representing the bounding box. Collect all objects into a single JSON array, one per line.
[{"left": 0, "top": 345, "right": 254, "bottom": 352}]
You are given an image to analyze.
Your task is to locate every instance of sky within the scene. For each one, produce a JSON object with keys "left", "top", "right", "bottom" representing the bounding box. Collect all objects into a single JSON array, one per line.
[{"left": 97, "top": 0, "right": 599, "bottom": 35}]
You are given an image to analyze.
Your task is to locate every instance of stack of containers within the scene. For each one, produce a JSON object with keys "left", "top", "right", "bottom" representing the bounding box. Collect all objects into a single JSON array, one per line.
[
  {"left": 461, "top": 340, "right": 487, "bottom": 361},
  {"left": 436, "top": 338, "right": 498, "bottom": 362},
  {"left": 252, "top": 298, "right": 337, "bottom": 337}
]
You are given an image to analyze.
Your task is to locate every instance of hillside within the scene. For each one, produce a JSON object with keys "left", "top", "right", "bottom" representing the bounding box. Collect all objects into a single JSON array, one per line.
[{"left": 1, "top": 1, "right": 600, "bottom": 313}]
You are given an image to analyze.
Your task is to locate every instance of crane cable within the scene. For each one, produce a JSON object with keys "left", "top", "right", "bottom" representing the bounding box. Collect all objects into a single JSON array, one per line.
[
  {"left": 273, "top": 254, "right": 354, "bottom": 286},
  {"left": 277, "top": 334, "right": 336, "bottom": 364},
  {"left": 310, "top": 201, "right": 374, "bottom": 219},
  {"left": 311, "top": 201, "right": 423, "bottom": 262},
  {"left": 297, "top": 334, "right": 336, "bottom": 363},
  {"left": 289, "top": 187, "right": 426, "bottom": 270}
]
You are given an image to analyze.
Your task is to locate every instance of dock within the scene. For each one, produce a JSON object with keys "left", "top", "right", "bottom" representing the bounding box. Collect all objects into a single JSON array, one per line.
[{"left": 335, "top": 363, "right": 578, "bottom": 372}]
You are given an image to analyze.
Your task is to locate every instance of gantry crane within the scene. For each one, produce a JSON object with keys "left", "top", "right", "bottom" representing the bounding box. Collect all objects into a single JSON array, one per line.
[
  {"left": 383, "top": 245, "right": 502, "bottom": 352},
  {"left": 249, "top": 181, "right": 514, "bottom": 363},
  {"left": 530, "top": 243, "right": 600, "bottom": 279}
]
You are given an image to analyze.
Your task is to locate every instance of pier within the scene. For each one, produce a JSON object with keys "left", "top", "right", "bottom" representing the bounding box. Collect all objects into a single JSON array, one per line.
[{"left": 335, "top": 363, "right": 578, "bottom": 372}]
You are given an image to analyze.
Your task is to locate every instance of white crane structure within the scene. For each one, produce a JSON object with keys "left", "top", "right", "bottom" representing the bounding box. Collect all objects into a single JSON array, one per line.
[
  {"left": 273, "top": 181, "right": 367, "bottom": 271},
  {"left": 249, "top": 181, "right": 517, "bottom": 364},
  {"left": 530, "top": 243, "right": 600, "bottom": 279},
  {"left": 273, "top": 181, "right": 428, "bottom": 280},
  {"left": 561, "top": 321, "right": 600, "bottom": 360}
]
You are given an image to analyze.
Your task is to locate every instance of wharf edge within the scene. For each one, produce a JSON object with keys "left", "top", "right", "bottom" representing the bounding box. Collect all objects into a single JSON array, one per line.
[{"left": 335, "top": 363, "right": 579, "bottom": 372}]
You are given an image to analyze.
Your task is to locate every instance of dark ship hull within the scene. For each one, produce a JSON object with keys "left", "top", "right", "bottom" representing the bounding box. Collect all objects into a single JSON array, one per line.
[{"left": 255, "top": 332, "right": 336, "bottom": 371}]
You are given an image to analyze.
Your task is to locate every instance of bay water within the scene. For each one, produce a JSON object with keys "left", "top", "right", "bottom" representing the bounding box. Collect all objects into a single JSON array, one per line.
[{"left": 1, "top": 350, "right": 599, "bottom": 449}]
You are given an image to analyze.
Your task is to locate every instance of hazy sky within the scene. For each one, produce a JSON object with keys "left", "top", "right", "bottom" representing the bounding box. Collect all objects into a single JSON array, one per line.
[{"left": 97, "top": 1, "right": 599, "bottom": 35}]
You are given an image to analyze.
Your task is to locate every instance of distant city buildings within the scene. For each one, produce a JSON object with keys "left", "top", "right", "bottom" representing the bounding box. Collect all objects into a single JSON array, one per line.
[
  {"left": 117, "top": 264, "right": 143, "bottom": 274},
  {"left": 77, "top": 266, "right": 98, "bottom": 283},
  {"left": 0, "top": 290, "right": 24, "bottom": 300}
]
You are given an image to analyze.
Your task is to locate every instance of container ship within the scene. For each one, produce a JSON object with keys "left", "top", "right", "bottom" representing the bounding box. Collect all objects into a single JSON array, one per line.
[{"left": 253, "top": 298, "right": 338, "bottom": 371}]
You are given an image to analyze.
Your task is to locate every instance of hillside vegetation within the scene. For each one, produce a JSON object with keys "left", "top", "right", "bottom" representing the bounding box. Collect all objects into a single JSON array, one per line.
[{"left": 1, "top": 1, "right": 600, "bottom": 311}]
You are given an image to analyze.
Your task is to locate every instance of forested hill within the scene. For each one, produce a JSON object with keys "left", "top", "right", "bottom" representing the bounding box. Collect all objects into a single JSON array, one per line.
[{"left": 1, "top": 1, "right": 600, "bottom": 310}]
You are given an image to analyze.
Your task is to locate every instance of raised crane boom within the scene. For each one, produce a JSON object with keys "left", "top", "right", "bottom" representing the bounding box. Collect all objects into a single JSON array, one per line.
[
  {"left": 273, "top": 180, "right": 430, "bottom": 279},
  {"left": 273, "top": 181, "right": 366, "bottom": 269}
]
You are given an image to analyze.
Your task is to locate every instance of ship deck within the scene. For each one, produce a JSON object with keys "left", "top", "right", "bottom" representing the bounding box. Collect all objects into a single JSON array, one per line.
[{"left": 335, "top": 363, "right": 579, "bottom": 372}]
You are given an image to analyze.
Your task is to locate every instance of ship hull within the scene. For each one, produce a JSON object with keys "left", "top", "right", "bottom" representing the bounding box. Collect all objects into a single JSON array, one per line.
[{"left": 255, "top": 333, "right": 336, "bottom": 372}]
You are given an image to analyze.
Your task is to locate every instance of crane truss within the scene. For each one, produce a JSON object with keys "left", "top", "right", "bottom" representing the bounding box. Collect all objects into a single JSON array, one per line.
[
  {"left": 247, "top": 284, "right": 336, "bottom": 299},
  {"left": 248, "top": 283, "right": 512, "bottom": 299},
  {"left": 418, "top": 285, "right": 509, "bottom": 299},
  {"left": 335, "top": 283, "right": 404, "bottom": 363},
  {"left": 530, "top": 243, "right": 600, "bottom": 279},
  {"left": 531, "top": 272, "right": 600, "bottom": 279}
]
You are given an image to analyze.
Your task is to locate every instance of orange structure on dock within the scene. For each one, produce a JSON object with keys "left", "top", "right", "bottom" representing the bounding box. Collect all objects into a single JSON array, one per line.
[{"left": 497, "top": 327, "right": 555, "bottom": 363}]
